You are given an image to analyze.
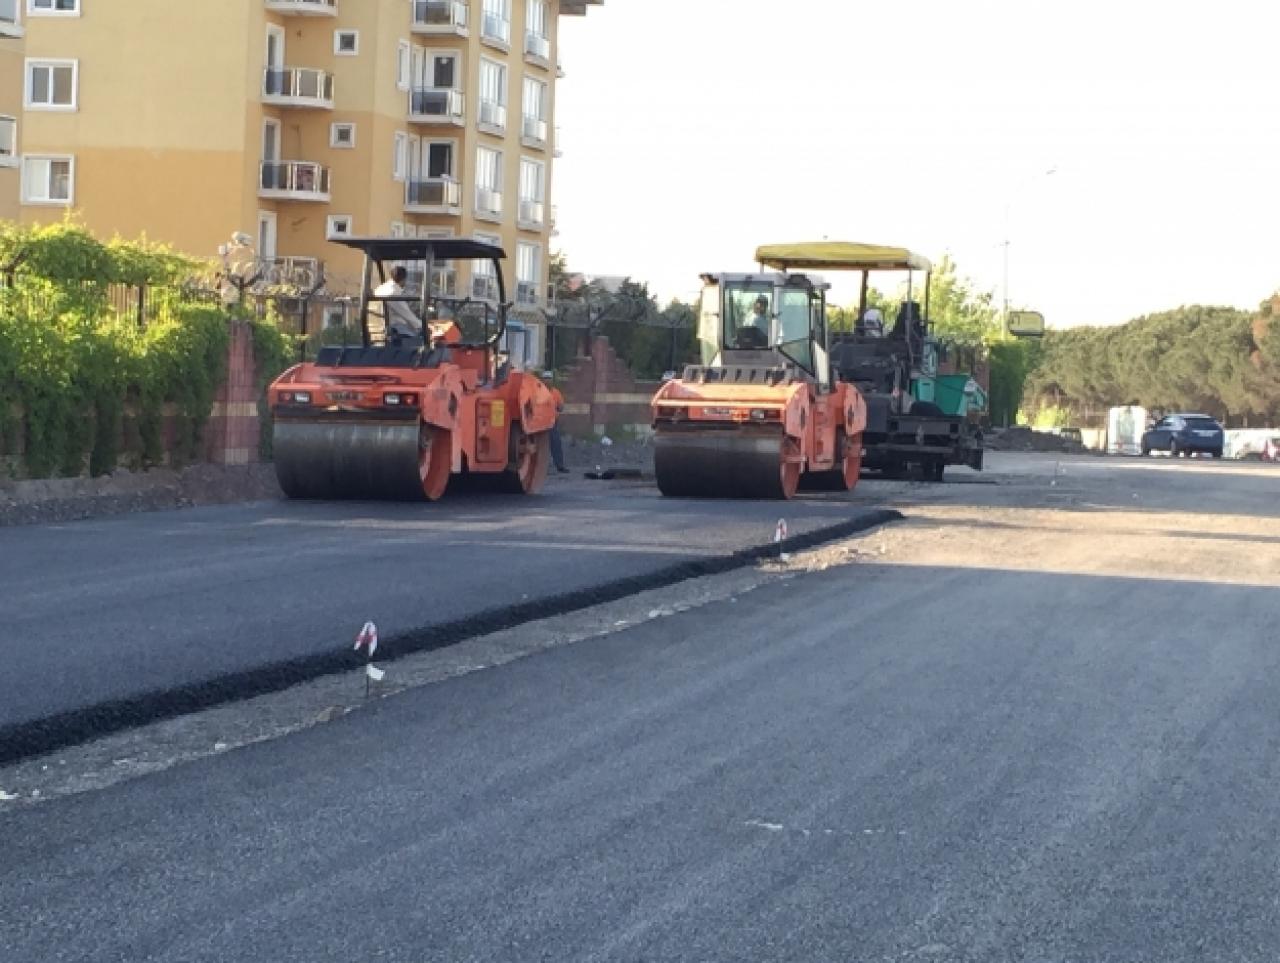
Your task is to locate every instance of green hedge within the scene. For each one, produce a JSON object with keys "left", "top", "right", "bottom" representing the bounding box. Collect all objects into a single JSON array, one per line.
[{"left": 0, "top": 221, "right": 293, "bottom": 479}]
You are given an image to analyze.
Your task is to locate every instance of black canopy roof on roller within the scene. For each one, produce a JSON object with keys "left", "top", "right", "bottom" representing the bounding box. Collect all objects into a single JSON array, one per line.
[{"left": 333, "top": 236, "right": 507, "bottom": 262}]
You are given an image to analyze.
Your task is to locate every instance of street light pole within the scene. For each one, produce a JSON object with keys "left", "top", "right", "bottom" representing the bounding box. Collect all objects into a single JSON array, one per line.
[{"left": 1002, "top": 167, "right": 1056, "bottom": 330}]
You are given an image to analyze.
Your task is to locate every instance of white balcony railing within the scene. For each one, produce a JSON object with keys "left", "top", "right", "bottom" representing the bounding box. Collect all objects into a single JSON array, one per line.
[
  {"left": 517, "top": 199, "right": 544, "bottom": 229},
  {"left": 521, "top": 115, "right": 548, "bottom": 148},
  {"left": 524, "top": 31, "right": 551, "bottom": 64},
  {"left": 411, "top": 0, "right": 468, "bottom": 34},
  {"left": 259, "top": 257, "right": 323, "bottom": 289},
  {"left": 262, "top": 67, "right": 335, "bottom": 108},
  {"left": 264, "top": 0, "right": 337, "bottom": 16},
  {"left": 481, "top": 12, "right": 510, "bottom": 46},
  {"left": 259, "top": 161, "right": 331, "bottom": 201},
  {"left": 404, "top": 176, "right": 462, "bottom": 213},
  {"left": 478, "top": 100, "right": 507, "bottom": 131},
  {"left": 475, "top": 188, "right": 503, "bottom": 218},
  {"left": 516, "top": 281, "right": 540, "bottom": 305},
  {"left": 0, "top": 0, "right": 20, "bottom": 36},
  {"left": 408, "top": 87, "right": 465, "bottom": 125},
  {"left": 553, "top": 125, "right": 563, "bottom": 157}
]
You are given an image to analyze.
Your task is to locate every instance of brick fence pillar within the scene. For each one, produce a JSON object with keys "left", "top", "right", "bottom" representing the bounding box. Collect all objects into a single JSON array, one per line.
[{"left": 205, "top": 321, "right": 261, "bottom": 465}]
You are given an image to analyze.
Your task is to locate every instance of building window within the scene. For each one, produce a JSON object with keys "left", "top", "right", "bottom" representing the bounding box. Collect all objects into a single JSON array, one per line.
[
  {"left": 397, "top": 40, "right": 411, "bottom": 90},
  {"left": 471, "top": 232, "right": 500, "bottom": 299},
  {"left": 416, "top": 50, "right": 458, "bottom": 89},
  {"left": 521, "top": 77, "right": 547, "bottom": 144},
  {"left": 28, "top": 0, "right": 79, "bottom": 15},
  {"left": 516, "top": 241, "right": 541, "bottom": 304},
  {"left": 524, "top": 0, "right": 550, "bottom": 62},
  {"left": 330, "top": 122, "right": 356, "bottom": 149},
  {"left": 393, "top": 131, "right": 408, "bottom": 181},
  {"left": 423, "top": 141, "right": 454, "bottom": 179},
  {"left": 0, "top": 116, "right": 16, "bottom": 167},
  {"left": 21, "top": 154, "right": 73, "bottom": 204},
  {"left": 478, "top": 58, "right": 507, "bottom": 131},
  {"left": 518, "top": 157, "right": 545, "bottom": 227},
  {"left": 475, "top": 146, "right": 502, "bottom": 217},
  {"left": 24, "top": 59, "right": 77, "bottom": 110},
  {"left": 334, "top": 30, "right": 359, "bottom": 56},
  {"left": 481, "top": 0, "right": 511, "bottom": 46},
  {"left": 390, "top": 222, "right": 405, "bottom": 238},
  {"left": 326, "top": 214, "right": 354, "bottom": 239},
  {"left": 526, "top": 0, "right": 548, "bottom": 38}
]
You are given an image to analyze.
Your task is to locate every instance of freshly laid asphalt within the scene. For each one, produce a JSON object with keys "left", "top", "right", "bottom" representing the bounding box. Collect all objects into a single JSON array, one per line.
[
  {"left": 5, "top": 455, "right": 1280, "bottom": 960},
  {"left": 0, "top": 477, "right": 891, "bottom": 749}
]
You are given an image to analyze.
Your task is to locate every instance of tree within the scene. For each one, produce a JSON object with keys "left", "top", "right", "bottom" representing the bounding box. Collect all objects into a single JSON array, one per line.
[{"left": 1021, "top": 305, "right": 1266, "bottom": 426}]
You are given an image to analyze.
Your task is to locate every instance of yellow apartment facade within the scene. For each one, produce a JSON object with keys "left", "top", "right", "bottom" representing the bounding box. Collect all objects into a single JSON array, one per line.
[
  {"left": 3, "top": 0, "right": 602, "bottom": 364},
  {"left": 0, "top": 0, "right": 22, "bottom": 222}
]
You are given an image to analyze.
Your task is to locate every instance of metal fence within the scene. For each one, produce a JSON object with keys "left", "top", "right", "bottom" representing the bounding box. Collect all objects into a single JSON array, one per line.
[{"left": 0, "top": 277, "right": 220, "bottom": 327}]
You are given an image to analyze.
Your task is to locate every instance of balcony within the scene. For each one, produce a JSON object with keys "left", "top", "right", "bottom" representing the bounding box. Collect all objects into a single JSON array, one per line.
[
  {"left": 520, "top": 115, "right": 548, "bottom": 150},
  {"left": 480, "top": 12, "right": 510, "bottom": 49},
  {"left": 263, "top": 68, "right": 335, "bottom": 109},
  {"left": 411, "top": 0, "right": 468, "bottom": 36},
  {"left": 477, "top": 100, "right": 506, "bottom": 133},
  {"left": 474, "top": 188, "right": 503, "bottom": 220},
  {"left": 550, "top": 205, "right": 559, "bottom": 237},
  {"left": 404, "top": 176, "right": 462, "bottom": 215},
  {"left": 471, "top": 273, "right": 499, "bottom": 302},
  {"left": 408, "top": 87, "right": 465, "bottom": 126},
  {"left": 553, "top": 125, "right": 563, "bottom": 157},
  {"left": 259, "top": 257, "right": 323, "bottom": 288},
  {"left": 264, "top": 0, "right": 337, "bottom": 16},
  {"left": 0, "top": 0, "right": 22, "bottom": 38},
  {"left": 259, "top": 161, "right": 331, "bottom": 202},
  {"left": 516, "top": 281, "right": 540, "bottom": 306},
  {"left": 524, "top": 31, "right": 551, "bottom": 68},
  {"left": 517, "top": 199, "right": 544, "bottom": 230}
]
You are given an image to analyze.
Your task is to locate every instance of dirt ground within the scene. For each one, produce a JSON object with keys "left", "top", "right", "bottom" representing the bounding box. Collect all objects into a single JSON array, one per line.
[{"left": 0, "top": 463, "right": 282, "bottom": 527}]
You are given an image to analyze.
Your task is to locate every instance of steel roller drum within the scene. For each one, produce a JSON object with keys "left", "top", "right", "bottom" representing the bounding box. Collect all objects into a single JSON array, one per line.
[
  {"left": 274, "top": 416, "right": 434, "bottom": 500},
  {"left": 654, "top": 428, "right": 794, "bottom": 499}
]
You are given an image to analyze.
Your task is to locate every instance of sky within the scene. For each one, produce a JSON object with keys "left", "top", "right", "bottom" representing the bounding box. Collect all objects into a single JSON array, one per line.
[{"left": 555, "top": 0, "right": 1280, "bottom": 328}]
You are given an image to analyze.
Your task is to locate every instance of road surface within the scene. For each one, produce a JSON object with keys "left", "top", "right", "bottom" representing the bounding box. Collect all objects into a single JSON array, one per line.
[
  {"left": 0, "top": 476, "right": 890, "bottom": 741},
  {"left": 3, "top": 454, "right": 1280, "bottom": 961}
]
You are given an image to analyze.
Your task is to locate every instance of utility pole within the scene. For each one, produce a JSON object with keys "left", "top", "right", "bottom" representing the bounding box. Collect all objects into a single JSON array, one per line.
[{"left": 1002, "top": 167, "right": 1056, "bottom": 331}]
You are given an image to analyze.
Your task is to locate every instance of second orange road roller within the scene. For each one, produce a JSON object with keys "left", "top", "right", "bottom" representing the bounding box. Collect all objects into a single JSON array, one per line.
[
  {"left": 268, "top": 236, "right": 557, "bottom": 500},
  {"left": 650, "top": 261, "right": 867, "bottom": 499}
]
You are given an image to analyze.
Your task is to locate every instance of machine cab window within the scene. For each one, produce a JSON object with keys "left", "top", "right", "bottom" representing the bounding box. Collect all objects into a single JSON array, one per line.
[{"left": 723, "top": 281, "right": 774, "bottom": 351}]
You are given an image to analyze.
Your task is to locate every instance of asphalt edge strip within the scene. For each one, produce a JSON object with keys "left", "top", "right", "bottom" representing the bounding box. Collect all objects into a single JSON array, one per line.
[{"left": 0, "top": 508, "right": 903, "bottom": 765}]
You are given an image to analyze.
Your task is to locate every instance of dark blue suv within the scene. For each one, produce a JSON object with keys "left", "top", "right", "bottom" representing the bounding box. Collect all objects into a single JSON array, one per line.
[{"left": 1141, "top": 413, "right": 1225, "bottom": 458}]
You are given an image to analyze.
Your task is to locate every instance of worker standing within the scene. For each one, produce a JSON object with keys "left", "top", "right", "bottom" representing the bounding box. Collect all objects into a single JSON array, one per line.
[{"left": 549, "top": 386, "right": 569, "bottom": 474}]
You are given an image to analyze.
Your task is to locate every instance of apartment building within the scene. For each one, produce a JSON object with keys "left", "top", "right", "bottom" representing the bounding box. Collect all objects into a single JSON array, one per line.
[
  {"left": 0, "top": 0, "right": 21, "bottom": 222},
  {"left": 3, "top": 0, "right": 602, "bottom": 362}
]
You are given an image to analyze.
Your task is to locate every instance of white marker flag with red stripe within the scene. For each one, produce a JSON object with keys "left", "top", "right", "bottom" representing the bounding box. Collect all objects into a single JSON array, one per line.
[
  {"left": 774, "top": 519, "right": 788, "bottom": 543},
  {"left": 355, "top": 621, "right": 378, "bottom": 658}
]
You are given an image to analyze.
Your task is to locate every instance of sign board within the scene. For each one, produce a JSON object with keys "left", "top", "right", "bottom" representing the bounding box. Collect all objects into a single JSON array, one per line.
[{"left": 1007, "top": 310, "right": 1046, "bottom": 338}]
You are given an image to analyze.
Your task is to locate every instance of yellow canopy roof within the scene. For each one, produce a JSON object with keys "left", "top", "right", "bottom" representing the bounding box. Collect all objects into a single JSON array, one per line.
[{"left": 755, "top": 242, "right": 932, "bottom": 273}]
